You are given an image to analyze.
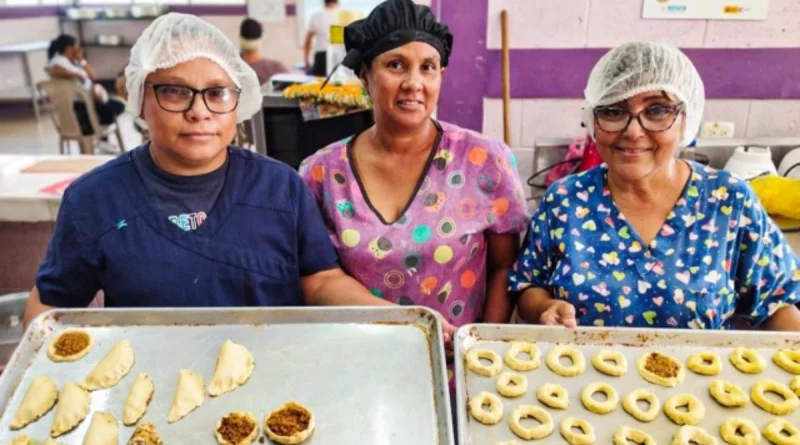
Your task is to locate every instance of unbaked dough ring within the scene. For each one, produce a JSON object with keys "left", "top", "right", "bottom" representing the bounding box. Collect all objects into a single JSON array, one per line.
[
  {"left": 537, "top": 383, "right": 569, "bottom": 410},
  {"left": 466, "top": 349, "right": 503, "bottom": 377},
  {"left": 792, "top": 376, "right": 800, "bottom": 397},
  {"left": 581, "top": 382, "right": 619, "bottom": 414},
  {"left": 504, "top": 342, "right": 541, "bottom": 371},
  {"left": 729, "top": 347, "right": 765, "bottom": 374},
  {"left": 671, "top": 426, "right": 718, "bottom": 445},
  {"left": 763, "top": 418, "right": 800, "bottom": 445},
  {"left": 709, "top": 379, "right": 748, "bottom": 408},
  {"left": 613, "top": 426, "right": 656, "bottom": 445},
  {"left": 560, "top": 417, "right": 595, "bottom": 445},
  {"left": 637, "top": 351, "right": 685, "bottom": 387},
  {"left": 664, "top": 393, "right": 706, "bottom": 426},
  {"left": 774, "top": 349, "right": 800, "bottom": 375},
  {"left": 546, "top": 346, "right": 586, "bottom": 377},
  {"left": 687, "top": 351, "right": 723, "bottom": 376},
  {"left": 720, "top": 418, "right": 761, "bottom": 445},
  {"left": 751, "top": 379, "right": 799, "bottom": 415},
  {"left": 622, "top": 389, "right": 661, "bottom": 422},
  {"left": 469, "top": 391, "right": 503, "bottom": 425},
  {"left": 509, "top": 405, "right": 553, "bottom": 440},
  {"left": 592, "top": 350, "right": 628, "bottom": 377},
  {"left": 496, "top": 372, "right": 528, "bottom": 398}
]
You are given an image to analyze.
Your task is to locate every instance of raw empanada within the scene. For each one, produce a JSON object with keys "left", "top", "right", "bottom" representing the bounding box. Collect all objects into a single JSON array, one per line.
[
  {"left": 8, "top": 434, "right": 31, "bottom": 445},
  {"left": 208, "top": 340, "right": 255, "bottom": 397},
  {"left": 167, "top": 369, "right": 205, "bottom": 423},
  {"left": 123, "top": 373, "right": 154, "bottom": 426},
  {"left": 10, "top": 375, "right": 58, "bottom": 430},
  {"left": 50, "top": 382, "right": 90, "bottom": 437},
  {"left": 83, "top": 411, "right": 119, "bottom": 445},
  {"left": 44, "top": 440, "right": 66, "bottom": 445},
  {"left": 127, "top": 422, "right": 164, "bottom": 445},
  {"left": 82, "top": 339, "right": 135, "bottom": 391}
]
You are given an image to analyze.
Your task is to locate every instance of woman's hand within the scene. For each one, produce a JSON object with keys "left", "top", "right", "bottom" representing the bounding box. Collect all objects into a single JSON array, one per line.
[{"left": 540, "top": 300, "right": 577, "bottom": 328}]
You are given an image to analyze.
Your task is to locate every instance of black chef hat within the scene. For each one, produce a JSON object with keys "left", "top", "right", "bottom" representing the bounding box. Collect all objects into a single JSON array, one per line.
[{"left": 342, "top": 0, "right": 452, "bottom": 70}]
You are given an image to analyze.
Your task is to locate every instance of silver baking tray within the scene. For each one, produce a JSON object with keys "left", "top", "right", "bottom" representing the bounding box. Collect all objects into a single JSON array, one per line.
[
  {"left": 455, "top": 324, "right": 800, "bottom": 445},
  {"left": 0, "top": 307, "right": 455, "bottom": 445}
]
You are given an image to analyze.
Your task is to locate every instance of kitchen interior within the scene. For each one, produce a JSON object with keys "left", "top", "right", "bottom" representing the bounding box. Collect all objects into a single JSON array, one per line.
[{"left": 0, "top": 1, "right": 797, "bottom": 442}]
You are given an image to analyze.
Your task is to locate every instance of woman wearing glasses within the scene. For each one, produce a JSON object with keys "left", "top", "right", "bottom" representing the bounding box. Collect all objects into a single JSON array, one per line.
[
  {"left": 510, "top": 42, "right": 800, "bottom": 330},
  {"left": 24, "top": 13, "right": 393, "bottom": 325}
]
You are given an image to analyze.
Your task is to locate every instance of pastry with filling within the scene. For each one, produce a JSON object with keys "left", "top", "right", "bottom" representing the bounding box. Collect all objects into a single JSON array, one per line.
[
  {"left": 168, "top": 369, "right": 205, "bottom": 423},
  {"left": 48, "top": 330, "right": 93, "bottom": 362},
  {"left": 50, "top": 382, "right": 90, "bottom": 437},
  {"left": 82, "top": 411, "right": 119, "bottom": 445},
  {"left": 127, "top": 422, "right": 164, "bottom": 445},
  {"left": 208, "top": 340, "right": 255, "bottom": 397},
  {"left": 124, "top": 373, "right": 154, "bottom": 426},
  {"left": 636, "top": 351, "right": 685, "bottom": 387},
  {"left": 81, "top": 339, "right": 135, "bottom": 391},
  {"left": 215, "top": 411, "right": 259, "bottom": 445},
  {"left": 10, "top": 375, "right": 59, "bottom": 430},
  {"left": 264, "top": 402, "right": 315, "bottom": 444}
]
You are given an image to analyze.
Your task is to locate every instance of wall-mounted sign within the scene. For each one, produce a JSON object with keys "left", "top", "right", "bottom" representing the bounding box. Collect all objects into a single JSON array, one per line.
[{"left": 642, "top": 0, "right": 770, "bottom": 20}]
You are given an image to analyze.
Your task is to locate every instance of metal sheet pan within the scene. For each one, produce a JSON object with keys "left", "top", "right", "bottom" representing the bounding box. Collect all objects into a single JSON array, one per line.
[
  {"left": 455, "top": 324, "right": 800, "bottom": 445},
  {"left": 0, "top": 307, "right": 454, "bottom": 445}
]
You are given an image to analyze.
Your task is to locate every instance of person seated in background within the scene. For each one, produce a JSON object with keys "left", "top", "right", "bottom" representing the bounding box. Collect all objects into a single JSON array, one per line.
[
  {"left": 509, "top": 41, "right": 800, "bottom": 331},
  {"left": 239, "top": 18, "right": 289, "bottom": 85},
  {"left": 46, "top": 34, "right": 125, "bottom": 139}
]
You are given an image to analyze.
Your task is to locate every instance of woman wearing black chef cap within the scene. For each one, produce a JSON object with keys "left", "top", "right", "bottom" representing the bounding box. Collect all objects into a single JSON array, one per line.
[{"left": 301, "top": 0, "right": 529, "bottom": 359}]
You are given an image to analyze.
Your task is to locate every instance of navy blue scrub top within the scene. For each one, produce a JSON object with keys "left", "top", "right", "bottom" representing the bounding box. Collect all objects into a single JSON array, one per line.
[{"left": 36, "top": 146, "right": 339, "bottom": 308}]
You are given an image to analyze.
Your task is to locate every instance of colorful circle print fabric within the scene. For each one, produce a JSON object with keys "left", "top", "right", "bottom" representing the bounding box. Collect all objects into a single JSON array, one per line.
[
  {"left": 509, "top": 162, "right": 800, "bottom": 329},
  {"left": 300, "top": 121, "right": 529, "bottom": 326}
]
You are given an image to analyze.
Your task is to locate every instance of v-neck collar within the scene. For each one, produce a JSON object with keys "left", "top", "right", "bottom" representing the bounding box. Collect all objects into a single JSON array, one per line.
[
  {"left": 346, "top": 119, "right": 444, "bottom": 226},
  {"left": 125, "top": 146, "right": 244, "bottom": 240},
  {"left": 597, "top": 161, "right": 698, "bottom": 267}
]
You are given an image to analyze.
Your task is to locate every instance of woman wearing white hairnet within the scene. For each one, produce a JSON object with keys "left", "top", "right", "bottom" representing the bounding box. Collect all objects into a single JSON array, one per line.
[
  {"left": 24, "top": 13, "right": 395, "bottom": 325},
  {"left": 509, "top": 42, "right": 800, "bottom": 330}
]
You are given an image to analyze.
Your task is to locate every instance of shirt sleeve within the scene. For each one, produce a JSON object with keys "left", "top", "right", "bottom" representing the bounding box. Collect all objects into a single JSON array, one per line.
[
  {"left": 734, "top": 184, "right": 800, "bottom": 326},
  {"left": 487, "top": 140, "right": 530, "bottom": 235},
  {"left": 36, "top": 192, "right": 101, "bottom": 307},
  {"left": 508, "top": 189, "right": 556, "bottom": 292},
  {"left": 295, "top": 176, "right": 339, "bottom": 276}
]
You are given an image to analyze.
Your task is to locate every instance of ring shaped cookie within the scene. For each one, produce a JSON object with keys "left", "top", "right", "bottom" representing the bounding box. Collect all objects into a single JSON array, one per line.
[
  {"left": 496, "top": 372, "right": 528, "bottom": 398},
  {"left": 581, "top": 382, "right": 619, "bottom": 414},
  {"left": 687, "top": 351, "right": 723, "bottom": 376},
  {"left": 709, "top": 380, "right": 748, "bottom": 408},
  {"left": 773, "top": 349, "right": 800, "bottom": 375},
  {"left": 622, "top": 389, "right": 661, "bottom": 422},
  {"left": 560, "top": 417, "right": 595, "bottom": 445},
  {"left": 792, "top": 376, "right": 800, "bottom": 397},
  {"left": 613, "top": 426, "right": 656, "bottom": 445},
  {"left": 546, "top": 346, "right": 586, "bottom": 377},
  {"left": 466, "top": 349, "right": 503, "bottom": 377},
  {"left": 664, "top": 394, "right": 706, "bottom": 426},
  {"left": 637, "top": 352, "right": 685, "bottom": 387},
  {"left": 730, "top": 347, "right": 766, "bottom": 374},
  {"left": 751, "top": 379, "right": 799, "bottom": 416},
  {"left": 671, "top": 426, "right": 717, "bottom": 445},
  {"left": 763, "top": 418, "right": 800, "bottom": 445},
  {"left": 537, "top": 383, "right": 569, "bottom": 410},
  {"left": 592, "top": 350, "right": 628, "bottom": 377},
  {"left": 509, "top": 405, "right": 554, "bottom": 440},
  {"left": 720, "top": 418, "right": 761, "bottom": 445},
  {"left": 469, "top": 391, "right": 503, "bottom": 425},
  {"left": 504, "top": 342, "right": 541, "bottom": 371}
]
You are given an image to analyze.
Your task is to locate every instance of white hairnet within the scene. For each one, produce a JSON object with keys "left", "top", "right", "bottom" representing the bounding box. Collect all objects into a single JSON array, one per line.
[
  {"left": 581, "top": 41, "right": 705, "bottom": 147},
  {"left": 125, "top": 12, "right": 261, "bottom": 123}
]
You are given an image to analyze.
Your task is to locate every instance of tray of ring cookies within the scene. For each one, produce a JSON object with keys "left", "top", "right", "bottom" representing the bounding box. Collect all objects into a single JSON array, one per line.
[
  {"left": 455, "top": 324, "right": 800, "bottom": 445},
  {"left": 0, "top": 307, "right": 454, "bottom": 445}
]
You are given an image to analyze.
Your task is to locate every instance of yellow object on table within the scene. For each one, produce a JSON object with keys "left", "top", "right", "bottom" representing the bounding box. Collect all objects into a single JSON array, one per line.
[
  {"left": 283, "top": 81, "right": 372, "bottom": 109},
  {"left": 750, "top": 175, "right": 800, "bottom": 220}
]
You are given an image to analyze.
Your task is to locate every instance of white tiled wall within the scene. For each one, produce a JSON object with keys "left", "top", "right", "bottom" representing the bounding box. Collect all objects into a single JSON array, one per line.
[{"left": 486, "top": 0, "right": 590, "bottom": 49}]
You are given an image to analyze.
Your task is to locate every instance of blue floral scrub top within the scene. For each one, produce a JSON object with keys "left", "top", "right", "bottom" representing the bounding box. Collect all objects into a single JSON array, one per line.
[{"left": 509, "top": 162, "right": 800, "bottom": 329}]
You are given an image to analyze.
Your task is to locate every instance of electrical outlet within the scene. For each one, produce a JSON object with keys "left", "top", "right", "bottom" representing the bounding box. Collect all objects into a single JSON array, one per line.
[{"left": 700, "top": 121, "right": 735, "bottom": 138}]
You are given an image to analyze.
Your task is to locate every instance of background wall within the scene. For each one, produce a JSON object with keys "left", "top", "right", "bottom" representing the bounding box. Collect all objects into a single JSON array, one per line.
[{"left": 437, "top": 0, "right": 800, "bottom": 189}]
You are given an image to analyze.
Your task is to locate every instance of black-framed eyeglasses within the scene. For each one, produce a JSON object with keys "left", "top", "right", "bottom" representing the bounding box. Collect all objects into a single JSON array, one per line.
[
  {"left": 146, "top": 83, "right": 241, "bottom": 114},
  {"left": 594, "top": 103, "right": 685, "bottom": 133}
]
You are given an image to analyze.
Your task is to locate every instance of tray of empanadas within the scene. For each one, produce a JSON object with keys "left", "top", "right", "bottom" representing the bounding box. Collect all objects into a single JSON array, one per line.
[
  {"left": 455, "top": 324, "right": 800, "bottom": 445},
  {"left": 0, "top": 307, "right": 454, "bottom": 445}
]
